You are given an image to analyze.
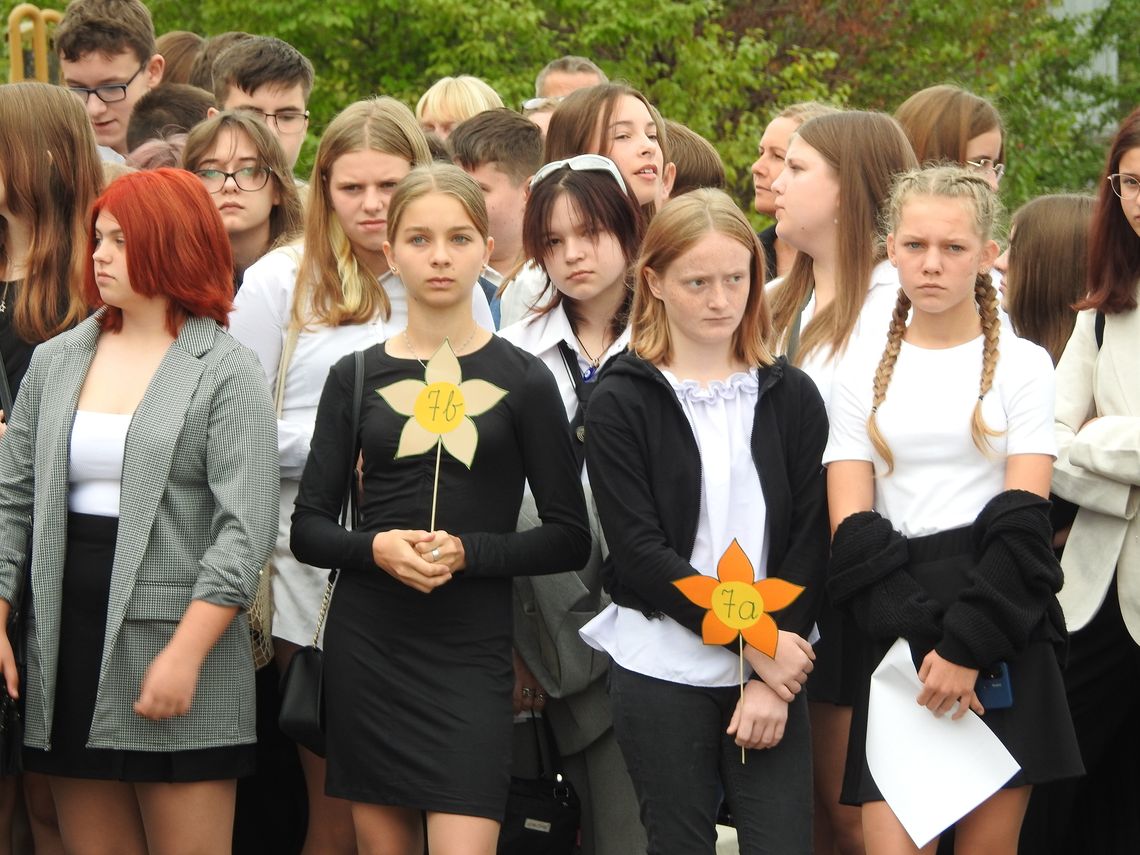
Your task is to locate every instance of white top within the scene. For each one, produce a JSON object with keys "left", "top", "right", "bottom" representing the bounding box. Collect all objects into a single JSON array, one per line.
[
  {"left": 499, "top": 301, "right": 630, "bottom": 429},
  {"left": 823, "top": 327, "right": 1056, "bottom": 537},
  {"left": 497, "top": 262, "right": 552, "bottom": 328},
  {"left": 69, "top": 410, "right": 132, "bottom": 517},
  {"left": 580, "top": 370, "right": 769, "bottom": 687},
  {"left": 230, "top": 244, "right": 495, "bottom": 479}
]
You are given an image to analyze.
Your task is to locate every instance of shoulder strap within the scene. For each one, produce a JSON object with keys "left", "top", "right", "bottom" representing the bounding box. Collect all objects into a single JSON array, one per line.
[
  {"left": 556, "top": 341, "right": 591, "bottom": 472},
  {"left": 311, "top": 349, "right": 366, "bottom": 646},
  {"left": 1095, "top": 310, "right": 1105, "bottom": 350},
  {"left": 0, "top": 347, "right": 12, "bottom": 416},
  {"left": 274, "top": 322, "right": 302, "bottom": 417}
]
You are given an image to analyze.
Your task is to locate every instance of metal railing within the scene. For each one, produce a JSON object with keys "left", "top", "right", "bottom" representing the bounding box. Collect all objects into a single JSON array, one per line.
[{"left": 8, "top": 3, "right": 63, "bottom": 83}]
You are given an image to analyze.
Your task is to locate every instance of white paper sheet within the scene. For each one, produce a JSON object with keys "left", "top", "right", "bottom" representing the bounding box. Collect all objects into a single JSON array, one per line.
[{"left": 866, "top": 638, "right": 1020, "bottom": 848}]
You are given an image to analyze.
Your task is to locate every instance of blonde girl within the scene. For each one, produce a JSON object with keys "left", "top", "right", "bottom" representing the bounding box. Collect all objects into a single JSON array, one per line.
[
  {"left": 825, "top": 166, "right": 1081, "bottom": 854},
  {"left": 291, "top": 164, "right": 589, "bottom": 855},
  {"left": 581, "top": 189, "right": 829, "bottom": 854},
  {"left": 229, "top": 98, "right": 493, "bottom": 855},
  {"left": 415, "top": 75, "right": 504, "bottom": 140}
]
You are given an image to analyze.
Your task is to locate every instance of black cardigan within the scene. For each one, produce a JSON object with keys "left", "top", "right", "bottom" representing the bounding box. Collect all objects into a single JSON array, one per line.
[
  {"left": 583, "top": 353, "right": 830, "bottom": 641},
  {"left": 828, "top": 489, "right": 1067, "bottom": 668}
]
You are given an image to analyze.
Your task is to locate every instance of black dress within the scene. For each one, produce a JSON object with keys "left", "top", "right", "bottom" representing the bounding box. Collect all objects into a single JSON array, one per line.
[{"left": 291, "top": 337, "right": 590, "bottom": 820}]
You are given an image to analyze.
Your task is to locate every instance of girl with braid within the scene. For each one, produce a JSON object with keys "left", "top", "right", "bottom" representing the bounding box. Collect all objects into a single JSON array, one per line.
[{"left": 824, "top": 166, "right": 1081, "bottom": 854}]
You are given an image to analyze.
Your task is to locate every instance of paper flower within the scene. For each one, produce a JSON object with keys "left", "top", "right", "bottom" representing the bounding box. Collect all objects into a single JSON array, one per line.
[
  {"left": 378, "top": 339, "right": 507, "bottom": 468},
  {"left": 673, "top": 538, "right": 804, "bottom": 657}
]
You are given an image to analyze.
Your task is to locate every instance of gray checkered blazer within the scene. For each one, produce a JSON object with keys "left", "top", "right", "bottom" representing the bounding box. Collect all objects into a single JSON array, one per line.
[{"left": 0, "top": 313, "right": 279, "bottom": 752}]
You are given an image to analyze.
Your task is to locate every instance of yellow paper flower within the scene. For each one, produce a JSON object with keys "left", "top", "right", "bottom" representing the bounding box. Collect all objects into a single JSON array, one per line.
[
  {"left": 673, "top": 539, "right": 804, "bottom": 657},
  {"left": 378, "top": 339, "right": 507, "bottom": 468}
]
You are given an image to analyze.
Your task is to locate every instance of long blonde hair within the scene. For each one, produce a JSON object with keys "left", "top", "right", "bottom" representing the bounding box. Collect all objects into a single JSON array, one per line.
[
  {"left": 292, "top": 98, "right": 432, "bottom": 329},
  {"left": 631, "top": 189, "right": 774, "bottom": 368},
  {"left": 869, "top": 166, "right": 1003, "bottom": 474},
  {"left": 767, "top": 111, "right": 918, "bottom": 364}
]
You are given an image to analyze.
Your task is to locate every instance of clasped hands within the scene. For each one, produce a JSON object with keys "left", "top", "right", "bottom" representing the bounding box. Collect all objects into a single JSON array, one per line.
[
  {"left": 372, "top": 529, "right": 466, "bottom": 593},
  {"left": 729, "top": 630, "right": 815, "bottom": 750}
]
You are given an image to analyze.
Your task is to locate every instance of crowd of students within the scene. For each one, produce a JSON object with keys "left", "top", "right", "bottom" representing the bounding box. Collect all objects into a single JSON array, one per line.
[{"left": 1, "top": 0, "right": 1138, "bottom": 854}]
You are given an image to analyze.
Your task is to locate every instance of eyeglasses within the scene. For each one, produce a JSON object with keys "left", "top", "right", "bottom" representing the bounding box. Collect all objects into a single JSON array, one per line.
[
  {"left": 530, "top": 154, "right": 629, "bottom": 193},
  {"left": 1108, "top": 173, "right": 1140, "bottom": 201},
  {"left": 965, "top": 157, "right": 1006, "bottom": 182},
  {"left": 66, "top": 64, "right": 146, "bottom": 104},
  {"left": 235, "top": 107, "right": 310, "bottom": 135},
  {"left": 194, "top": 167, "right": 273, "bottom": 194}
]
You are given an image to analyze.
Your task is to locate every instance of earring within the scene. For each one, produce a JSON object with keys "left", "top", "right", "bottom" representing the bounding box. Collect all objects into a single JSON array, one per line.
[
  {"left": 833, "top": 217, "right": 839, "bottom": 225},
  {"left": 390, "top": 267, "right": 399, "bottom": 276}
]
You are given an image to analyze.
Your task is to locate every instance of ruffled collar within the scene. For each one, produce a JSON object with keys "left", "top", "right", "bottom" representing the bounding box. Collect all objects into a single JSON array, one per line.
[{"left": 660, "top": 368, "right": 760, "bottom": 404}]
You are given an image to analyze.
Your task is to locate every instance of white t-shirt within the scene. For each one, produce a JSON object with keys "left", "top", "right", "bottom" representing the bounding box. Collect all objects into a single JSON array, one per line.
[
  {"left": 69, "top": 410, "right": 132, "bottom": 517},
  {"left": 823, "top": 328, "right": 1056, "bottom": 537}
]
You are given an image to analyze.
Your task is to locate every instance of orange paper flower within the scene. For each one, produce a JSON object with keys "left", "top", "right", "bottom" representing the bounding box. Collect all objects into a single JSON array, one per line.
[{"left": 672, "top": 539, "right": 804, "bottom": 657}]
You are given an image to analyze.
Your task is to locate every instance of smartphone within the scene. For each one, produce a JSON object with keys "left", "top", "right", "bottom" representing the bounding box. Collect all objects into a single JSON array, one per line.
[{"left": 975, "top": 661, "right": 1013, "bottom": 710}]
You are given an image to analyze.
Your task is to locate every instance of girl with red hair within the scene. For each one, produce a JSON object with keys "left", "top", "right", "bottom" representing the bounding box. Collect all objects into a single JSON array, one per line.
[{"left": 0, "top": 168, "right": 279, "bottom": 854}]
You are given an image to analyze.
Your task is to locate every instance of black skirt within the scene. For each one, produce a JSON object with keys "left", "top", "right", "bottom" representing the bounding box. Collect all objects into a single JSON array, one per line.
[
  {"left": 841, "top": 526, "right": 1083, "bottom": 805},
  {"left": 22, "top": 513, "right": 255, "bottom": 782}
]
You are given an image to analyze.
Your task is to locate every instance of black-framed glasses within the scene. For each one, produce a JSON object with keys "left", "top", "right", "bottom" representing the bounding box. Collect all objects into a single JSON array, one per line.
[
  {"left": 194, "top": 167, "right": 273, "bottom": 194},
  {"left": 67, "top": 64, "right": 146, "bottom": 104},
  {"left": 965, "top": 157, "right": 1006, "bottom": 182},
  {"left": 1108, "top": 173, "right": 1140, "bottom": 201},
  {"left": 235, "top": 107, "right": 310, "bottom": 134}
]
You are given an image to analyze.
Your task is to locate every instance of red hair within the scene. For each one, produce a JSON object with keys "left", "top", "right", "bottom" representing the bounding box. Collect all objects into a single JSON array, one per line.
[
  {"left": 83, "top": 168, "right": 234, "bottom": 335},
  {"left": 1080, "top": 106, "right": 1140, "bottom": 314}
]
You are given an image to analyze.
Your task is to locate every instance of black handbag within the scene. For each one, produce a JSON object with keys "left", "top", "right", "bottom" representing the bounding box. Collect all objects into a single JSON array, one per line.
[
  {"left": 0, "top": 343, "right": 24, "bottom": 776},
  {"left": 497, "top": 713, "right": 581, "bottom": 855},
  {"left": 278, "top": 350, "right": 363, "bottom": 758}
]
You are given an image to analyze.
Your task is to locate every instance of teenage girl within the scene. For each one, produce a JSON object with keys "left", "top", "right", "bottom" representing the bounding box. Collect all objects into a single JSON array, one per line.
[
  {"left": 415, "top": 76, "right": 504, "bottom": 140},
  {"left": 768, "top": 109, "right": 917, "bottom": 855},
  {"left": 229, "top": 97, "right": 493, "bottom": 855},
  {"left": 1032, "top": 107, "right": 1140, "bottom": 854},
  {"left": 499, "top": 156, "right": 647, "bottom": 855},
  {"left": 498, "top": 83, "right": 674, "bottom": 327},
  {"left": 291, "top": 163, "right": 590, "bottom": 855},
  {"left": 183, "top": 111, "right": 304, "bottom": 288},
  {"left": 825, "top": 165, "right": 1082, "bottom": 854},
  {"left": 0, "top": 81, "right": 104, "bottom": 855},
  {"left": 895, "top": 85, "right": 1005, "bottom": 191},
  {"left": 750, "top": 102, "right": 838, "bottom": 280},
  {"left": 580, "top": 188, "right": 829, "bottom": 854}
]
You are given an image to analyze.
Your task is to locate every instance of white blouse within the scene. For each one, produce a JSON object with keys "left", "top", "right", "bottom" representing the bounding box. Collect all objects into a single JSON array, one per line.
[
  {"left": 581, "top": 369, "right": 769, "bottom": 687},
  {"left": 69, "top": 410, "right": 132, "bottom": 517}
]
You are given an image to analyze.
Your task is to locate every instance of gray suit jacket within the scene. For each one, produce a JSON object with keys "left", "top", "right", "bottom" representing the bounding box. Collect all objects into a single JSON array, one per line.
[{"left": 0, "top": 313, "right": 279, "bottom": 751}]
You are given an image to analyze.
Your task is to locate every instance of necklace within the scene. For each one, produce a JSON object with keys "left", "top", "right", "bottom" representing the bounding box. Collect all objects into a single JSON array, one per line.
[
  {"left": 404, "top": 325, "right": 478, "bottom": 367},
  {"left": 0, "top": 281, "right": 10, "bottom": 314},
  {"left": 573, "top": 330, "right": 610, "bottom": 381}
]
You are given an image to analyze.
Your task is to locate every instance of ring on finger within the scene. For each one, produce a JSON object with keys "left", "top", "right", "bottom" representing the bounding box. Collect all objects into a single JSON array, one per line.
[
  {"left": 431, "top": 547, "right": 441, "bottom": 561},
  {"left": 521, "top": 687, "right": 533, "bottom": 698},
  {"left": 535, "top": 692, "right": 547, "bottom": 702}
]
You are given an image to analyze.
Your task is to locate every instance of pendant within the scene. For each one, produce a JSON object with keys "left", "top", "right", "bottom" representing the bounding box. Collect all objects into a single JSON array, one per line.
[{"left": 582, "top": 365, "right": 598, "bottom": 382}]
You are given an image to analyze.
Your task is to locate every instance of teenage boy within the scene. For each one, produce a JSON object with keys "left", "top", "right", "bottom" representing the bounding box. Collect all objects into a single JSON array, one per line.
[
  {"left": 449, "top": 109, "right": 544, "bottom": 327},
  {"left": 209, "top": 36, "right": 314, "bottom": 172},
  {"left": 56, "top": 0, "right": 165, "bottom": 157}
]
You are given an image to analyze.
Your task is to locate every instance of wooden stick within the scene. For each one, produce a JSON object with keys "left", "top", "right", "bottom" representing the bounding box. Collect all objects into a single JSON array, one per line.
[
  {"left": 430, "top": 439, "right": 442, "bottom": 531},
  {"left": 739, "top": 635, "right": 746, "bottom": 764}
]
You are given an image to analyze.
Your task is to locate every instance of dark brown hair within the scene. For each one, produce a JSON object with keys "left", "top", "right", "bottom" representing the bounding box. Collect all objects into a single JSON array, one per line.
[
  {"left": 663, "top": 120, "right": 725, "bottom": 196},
  {"left": 56, "top": 0, "right": 157, "bottom": 64},
  {"left": 210, "top": 35, "right": 315, "bottom": 104},
  {"left": 126, "top": 83, "right": 214, "bottom": 152},
  {"left": 1080, "top": 105, "right": 1140, "bottom": 314},
  {"left": 449, "top": 109, "right": 544, "bottom": 186}
]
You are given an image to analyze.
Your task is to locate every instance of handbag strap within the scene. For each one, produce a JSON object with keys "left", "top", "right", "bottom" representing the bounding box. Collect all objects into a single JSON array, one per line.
[
  {"left": 0, "top": 340, "right": 13, "bottom": 418},
  {"left": 527, "top": 711, "right": 566, "bottom": 778},
  {"left": 275, "top": 322, "right": 302, "bottom": 418},
  {"left": 309, "top": 349, "right": 366, "bottom": 646}
]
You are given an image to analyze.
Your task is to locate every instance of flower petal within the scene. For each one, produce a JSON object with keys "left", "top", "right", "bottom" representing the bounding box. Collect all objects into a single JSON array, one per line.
[
  {"left": 754, "top": 578, "right": 805, "bottom": 613},
  {"left": 395, "top": 418, "right": 439, "bottom": 459},
  {"left": 440, "top": 416, "right": 478, "bottom": 468},
  {"left": 717, "top": 538, "right": 755, "bottom": 584},
  {"left": 426, "top": 339, "right": 462, "bottom": 386},
  {"left": 377, "top": 379, "right": 425, "bottom": 417},
  {"left": 459, "top": 379, "right": 508, "bottom": 416},
  {"left": 672, "top": 574, "right": 718, "bottom": 609},
  {"left": 742, "top": 615, "right": 779, "bottom": 657},
  {"left": 702, "top": 610, "right": 738, "bottom": 646}
]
